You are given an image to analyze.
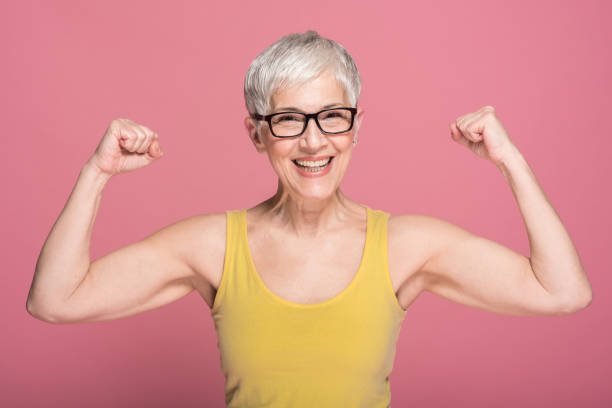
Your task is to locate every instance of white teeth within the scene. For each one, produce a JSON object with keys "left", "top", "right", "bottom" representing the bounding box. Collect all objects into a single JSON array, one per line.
[{"left": 294, "top": 158, "right": 331, "bottom": 167}]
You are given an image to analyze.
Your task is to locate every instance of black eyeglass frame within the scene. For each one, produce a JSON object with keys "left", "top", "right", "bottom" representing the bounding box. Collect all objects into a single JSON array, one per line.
[{"left": 250, "top": 107, "right": 358, "bottom": 138}]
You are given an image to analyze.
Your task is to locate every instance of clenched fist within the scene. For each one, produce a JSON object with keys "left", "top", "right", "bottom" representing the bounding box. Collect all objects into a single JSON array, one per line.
[
  {"left": 449, "top": 105, "right": 519, "bottom": 167},
  {"left": 89, "top": 118, "right": 164, "bottom": 175}
]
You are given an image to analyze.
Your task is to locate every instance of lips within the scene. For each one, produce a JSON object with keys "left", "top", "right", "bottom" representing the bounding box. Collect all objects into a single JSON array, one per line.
[
  {"left": 291, "top": 156, "right": 334, "bottom": 176},
  {"left": 292, "top": 155, "right": 333, "bottom": 161},
  {"left": 292, "top": 156, "right": 333, "bottom": 167}
]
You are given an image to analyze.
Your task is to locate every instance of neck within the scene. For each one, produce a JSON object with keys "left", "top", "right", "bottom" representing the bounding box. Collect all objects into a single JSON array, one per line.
[{"left": 260, "top": 179, "right": 356, "bottom": 238}]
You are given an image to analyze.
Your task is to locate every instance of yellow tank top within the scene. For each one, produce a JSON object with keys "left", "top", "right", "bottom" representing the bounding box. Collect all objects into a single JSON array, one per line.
[{"left": 210, "top": 206, "right": 406, "bottom": 407}]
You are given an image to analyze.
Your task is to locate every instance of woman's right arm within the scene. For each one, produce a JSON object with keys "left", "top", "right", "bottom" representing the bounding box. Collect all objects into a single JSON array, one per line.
[{"left": 26, "top": 118, "right": 202, "bottom": 324}]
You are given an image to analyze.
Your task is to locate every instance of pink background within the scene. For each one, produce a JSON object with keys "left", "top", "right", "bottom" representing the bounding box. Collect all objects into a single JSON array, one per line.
[{"left": 2, "top": 0, "right": 610, "bottom": 406}]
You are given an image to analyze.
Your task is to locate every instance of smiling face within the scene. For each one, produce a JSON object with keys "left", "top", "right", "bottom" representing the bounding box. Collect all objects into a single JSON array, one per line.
[{"left": 244, "top": 70, "right": 365, "bottom": 202}]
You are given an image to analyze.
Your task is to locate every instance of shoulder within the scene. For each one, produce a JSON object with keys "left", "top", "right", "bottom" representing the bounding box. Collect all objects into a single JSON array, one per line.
[
  {"left": 388, "top": 212, "right": 458, "bottom": 242},
  {"left": 387, "top": 212, "right": 467, "bottom": 263},
  {"left": 154, "top": 212, "right": 228, "bottom": 289},
  {"left": 386, "top": 213, "right": 445, "bottom": 262},
  {"left": 387, "top": 212, "right": 434, "bottom": 242},
  {"left": 386, "top": 213, "right": 459, "bottom": 303},
  {"left": 156, "top": 212, "right": 227, "bottom": 248},
  {"left": 387, "top": 212, "right": 477, "bottom": 274}
]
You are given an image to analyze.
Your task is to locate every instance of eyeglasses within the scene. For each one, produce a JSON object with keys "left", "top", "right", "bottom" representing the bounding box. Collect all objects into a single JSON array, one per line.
[{"left": 251, "top": 107, "right": 357, "bottom": 138}]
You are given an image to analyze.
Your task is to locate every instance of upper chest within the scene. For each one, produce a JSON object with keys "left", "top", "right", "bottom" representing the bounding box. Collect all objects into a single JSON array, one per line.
[
  {"left": 196, "top": 213, "right": 430, "bottom": 310},
  {"left": 247, "top": 220, "right": 367, "bottom": 305}
]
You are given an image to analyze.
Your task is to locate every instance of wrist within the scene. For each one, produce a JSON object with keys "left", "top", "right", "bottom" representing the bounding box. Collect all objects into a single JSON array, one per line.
[
  {"left": 496, "top": 146, "right": 528, "bottom": 181},
  {"left": 82, "top": 158, "right": 113, "bottom": 188}
]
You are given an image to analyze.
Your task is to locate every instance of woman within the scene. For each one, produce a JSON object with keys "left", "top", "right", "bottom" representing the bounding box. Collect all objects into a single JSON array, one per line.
[{"left": 27, "top": 31, "right": 592, "bottom": 407}]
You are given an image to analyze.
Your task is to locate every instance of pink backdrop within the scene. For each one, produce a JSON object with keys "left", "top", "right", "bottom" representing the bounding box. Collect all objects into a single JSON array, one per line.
[{"left": 3, "top": 0, "right": 610, "bottom": 406}]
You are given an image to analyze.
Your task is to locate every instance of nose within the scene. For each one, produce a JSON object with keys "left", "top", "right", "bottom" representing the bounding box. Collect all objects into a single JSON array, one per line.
[{"left": 300, "top": 116, "right": 327, "bottom": 150}]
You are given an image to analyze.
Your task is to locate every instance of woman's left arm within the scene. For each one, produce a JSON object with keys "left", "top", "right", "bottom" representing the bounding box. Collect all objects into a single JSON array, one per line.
[
  {"left": 493, "top": 130, "right": 592, "bottom": 311},
  {"left": 417, "top": 106, "right": 592, "bottom": 315}
]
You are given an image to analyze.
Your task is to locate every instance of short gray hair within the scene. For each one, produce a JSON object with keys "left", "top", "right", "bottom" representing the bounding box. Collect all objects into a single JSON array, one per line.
[{"left": 244, "top": 30, "right": 362, "bottom": 118}]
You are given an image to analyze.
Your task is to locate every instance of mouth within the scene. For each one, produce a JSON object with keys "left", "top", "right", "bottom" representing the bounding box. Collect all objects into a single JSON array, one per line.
[{"left": 291, "top": 156, "right": 334, "bottom": 173}]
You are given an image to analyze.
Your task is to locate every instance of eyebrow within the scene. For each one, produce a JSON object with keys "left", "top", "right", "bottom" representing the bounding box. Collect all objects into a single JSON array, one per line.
[{"left": 272, "top": 103, "right": 344, "bottom": 113}]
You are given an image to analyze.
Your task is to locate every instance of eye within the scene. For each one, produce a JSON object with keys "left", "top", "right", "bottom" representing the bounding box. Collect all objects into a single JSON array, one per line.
[
  {"left": 322, "top": 112, "right": 342, "bottom": 118},
  {"left": 320, "top": 110, "right": 350, "bottom": 120},
  {"left": 272, "top": 114, "right": 302, "bottom": 124}
]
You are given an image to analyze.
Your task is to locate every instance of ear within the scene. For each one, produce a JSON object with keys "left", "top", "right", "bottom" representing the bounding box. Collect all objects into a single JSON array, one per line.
[
  {"left": 244, "top": 116, "right": 267, "bottom": 154},
  {"left": 355, "top": 106, "right": 365, "bottom": 130},
  {"left": 353, "top": 106, "right": 365, "bottom": 140}
]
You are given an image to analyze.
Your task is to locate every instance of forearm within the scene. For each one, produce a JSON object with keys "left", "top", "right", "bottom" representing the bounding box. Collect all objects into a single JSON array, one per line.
[
  {"left": 497, "top": 147, "right": 592, "bottom": 307},
  {"left": 27, "top": 159, "right": 112, "bottom": 315}
]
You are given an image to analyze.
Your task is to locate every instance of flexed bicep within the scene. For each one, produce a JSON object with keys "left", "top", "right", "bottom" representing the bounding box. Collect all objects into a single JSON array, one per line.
[{"left": 396, "top": 214, "right": 566, "bottom": 316}]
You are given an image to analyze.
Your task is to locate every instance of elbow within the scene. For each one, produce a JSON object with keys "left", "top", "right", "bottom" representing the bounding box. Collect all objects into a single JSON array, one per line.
[
  {"left": 26, "top": 298, "right": 67, "bottom": 324},
  {"left": 26, "top": 298, "right": 49, "bottom": 322},
  {"left": 557, "top": 289, "right": 593, "bottom": 315},
  {"left": 576, "top": 290, "right": 594, "bottom": 311},
  {"left": 26, "top": 300, "right": 45, "bottom": 322},
  {"left": 573, "top": 284, "right": 594, "bottom": 311},
  {"left": 26, "top": 296, "right": 41, "bottom": 319}
]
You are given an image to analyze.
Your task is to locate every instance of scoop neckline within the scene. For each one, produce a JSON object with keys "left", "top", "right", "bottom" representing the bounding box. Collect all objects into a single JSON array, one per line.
[{"left": 241, "top": 206, "right": 371, "bottom": 309}]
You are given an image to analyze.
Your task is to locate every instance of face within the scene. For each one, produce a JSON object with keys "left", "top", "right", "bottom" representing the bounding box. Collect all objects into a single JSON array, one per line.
[{"left": 244, "top": 70, "right": 365, "bottom": 201}]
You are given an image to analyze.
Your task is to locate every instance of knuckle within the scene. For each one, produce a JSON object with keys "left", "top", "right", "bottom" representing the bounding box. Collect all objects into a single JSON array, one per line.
[
  {"left": 109, "top": 119, "right": 122, "bottom": 130},
  {"left": 141, "top": 125, "right": 154, "bottom": 136}
]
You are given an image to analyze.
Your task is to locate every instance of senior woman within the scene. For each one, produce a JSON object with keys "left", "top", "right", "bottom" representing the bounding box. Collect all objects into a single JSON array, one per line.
[{"left": 27, "top": 31, "right": 592, "bottom": 407}]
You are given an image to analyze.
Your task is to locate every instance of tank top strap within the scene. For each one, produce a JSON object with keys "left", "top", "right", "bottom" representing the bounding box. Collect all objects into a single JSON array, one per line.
[
  {"left": 366, "top": 207, "right": 391, "bottom": 266},
  {"left": 210, "top": 209, "right": 244, "bottom": 313},
  {"left": 360, "top": 207, "right": 406, "bottom": 317}
]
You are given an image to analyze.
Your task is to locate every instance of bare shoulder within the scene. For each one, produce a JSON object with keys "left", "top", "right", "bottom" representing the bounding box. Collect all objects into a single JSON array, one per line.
[
  {"left": 388, "top": 213, "right": 454, "bottom": 243},
  {"left": 158, "top": 211, "right": 227, "bottom": 303},
  {"left": 386, "top": 213, "right": 449, "bottom": 309}
]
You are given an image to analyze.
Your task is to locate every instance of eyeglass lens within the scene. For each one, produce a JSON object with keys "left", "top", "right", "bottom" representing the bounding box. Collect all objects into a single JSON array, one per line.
[{"left": 270, "top": 109, "right": 353, "bottom": 137}]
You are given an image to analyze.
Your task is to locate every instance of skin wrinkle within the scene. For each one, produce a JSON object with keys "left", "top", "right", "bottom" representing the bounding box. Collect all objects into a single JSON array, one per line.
[{"left": 245, "top": 69, "right": 365, "bottom": 239}]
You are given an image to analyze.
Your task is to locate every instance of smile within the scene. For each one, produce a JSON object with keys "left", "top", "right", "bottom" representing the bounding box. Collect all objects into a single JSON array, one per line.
[{"left": 291, "top": 156, "right": 334, "bottom": 177}]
